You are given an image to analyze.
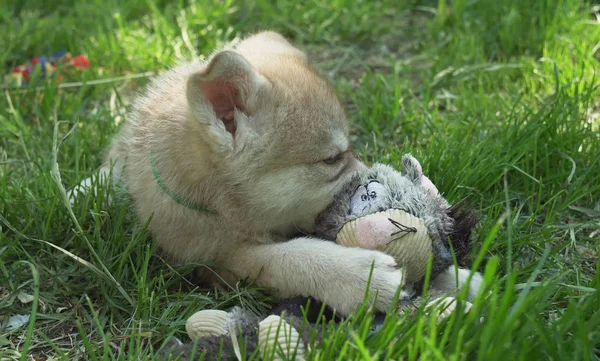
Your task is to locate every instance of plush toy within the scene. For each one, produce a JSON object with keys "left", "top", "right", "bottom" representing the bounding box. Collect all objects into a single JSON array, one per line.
[
  {"left": 313, "top": 154, "right": 476, "bottom": 286},
  {"left": 159, "top": 154, "right": 478, "bottom": 361}
]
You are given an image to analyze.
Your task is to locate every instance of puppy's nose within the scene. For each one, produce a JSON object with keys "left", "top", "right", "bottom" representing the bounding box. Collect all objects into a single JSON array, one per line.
[
  {"left": 347, "top": 153, "right": 367, "bottom": 172},
  {"left": 355, "top": 159, "right": 368, "bottom": 172}
]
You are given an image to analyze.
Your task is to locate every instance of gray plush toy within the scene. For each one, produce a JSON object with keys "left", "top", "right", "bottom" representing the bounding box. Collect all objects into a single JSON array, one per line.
[
  {"left": 314, "top": 154, "right": 476, "bottom": 285},
  {"left": 159, "top": 154, "right": 477, "bottom": 361}
]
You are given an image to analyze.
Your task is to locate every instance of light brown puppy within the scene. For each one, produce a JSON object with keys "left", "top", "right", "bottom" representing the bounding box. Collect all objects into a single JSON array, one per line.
[{"left": 72, "top": 32, "right": 408, "bottom": 316}]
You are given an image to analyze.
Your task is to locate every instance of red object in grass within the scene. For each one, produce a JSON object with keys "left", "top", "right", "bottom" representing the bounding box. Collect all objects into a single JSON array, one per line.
[
  {"left": 5, "top": 52, "right": 89, "bottom": 88},
  {"left": 72, "top": 55, "right": 89, "bottom": 69},
  {"left": 12, "top": 65, "right": 30, "bottom": 80}
]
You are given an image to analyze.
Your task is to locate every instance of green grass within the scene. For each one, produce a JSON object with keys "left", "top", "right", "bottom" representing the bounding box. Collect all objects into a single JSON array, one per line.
[{"left": 1, "top": 0, "right": 599, "bottom": 360}]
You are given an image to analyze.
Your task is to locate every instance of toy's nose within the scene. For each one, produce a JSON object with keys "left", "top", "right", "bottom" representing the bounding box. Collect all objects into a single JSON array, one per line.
[{"left": 354, "top": 213, "right": 397, "bottom": 249}]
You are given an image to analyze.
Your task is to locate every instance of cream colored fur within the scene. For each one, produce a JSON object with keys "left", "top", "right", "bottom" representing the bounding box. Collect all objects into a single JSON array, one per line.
[{"left": 70, "top": 31, "right": 481, "bottom": 316}]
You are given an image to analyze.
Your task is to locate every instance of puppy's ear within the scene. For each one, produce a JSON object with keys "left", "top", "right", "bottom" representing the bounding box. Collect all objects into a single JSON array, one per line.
[
  {"left": 235, "top": 31, "right": 308, "bottom": 61},
  {"left": 186, "top": 50, "right": 269, "bottom": 140},
  {"left": 402, "top": 154, "right": 439, "bottom": 196}
]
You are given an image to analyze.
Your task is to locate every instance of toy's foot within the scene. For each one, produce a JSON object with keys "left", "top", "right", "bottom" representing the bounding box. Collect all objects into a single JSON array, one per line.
[
  {"left": 258, "top": 315, "right": 305, "bottom": 361},
  {"left": 425, "top": 297, "right": 473, "bottom": 322},
  {"left": 186, "top": 309, "right": 231, "bottom": 339}
]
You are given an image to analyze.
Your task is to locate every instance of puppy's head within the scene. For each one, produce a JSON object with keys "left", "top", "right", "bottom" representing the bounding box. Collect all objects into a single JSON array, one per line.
[{"left": 186, "top": 32, "right": 364, "bottom": 234}]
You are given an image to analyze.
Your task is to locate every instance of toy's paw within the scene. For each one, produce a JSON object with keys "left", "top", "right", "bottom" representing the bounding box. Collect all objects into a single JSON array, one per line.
[
  {"left": 430, "top": 267, "right": 485, "bottom": 302},
  {"left": 258, "top": 315, "right": 305, "bottom": 361},
  {"left": 324, "top": 248, "right": 410, "bottom": 316},
  {"left": 424, "top": 297, "right": 473, "bottom": 322},
  {"left": 186, "top": 309, "right": 231, "bottom": 339}
]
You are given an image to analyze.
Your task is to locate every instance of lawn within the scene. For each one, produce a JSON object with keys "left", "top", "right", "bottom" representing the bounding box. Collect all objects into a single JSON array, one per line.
[{"left": 1, "top": 0, "right": 599, "bottom": 360}]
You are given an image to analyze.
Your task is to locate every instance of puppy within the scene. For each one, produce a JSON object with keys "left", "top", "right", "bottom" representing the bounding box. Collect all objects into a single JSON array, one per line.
[{"left": 72, "top": 32, "right": 473, "bottom": 316}]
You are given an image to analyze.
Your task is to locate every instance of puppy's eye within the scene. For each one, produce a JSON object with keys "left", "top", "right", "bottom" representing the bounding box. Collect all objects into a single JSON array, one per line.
[{"left": 323, "top": 154, "right": 341, "bottom": 165}]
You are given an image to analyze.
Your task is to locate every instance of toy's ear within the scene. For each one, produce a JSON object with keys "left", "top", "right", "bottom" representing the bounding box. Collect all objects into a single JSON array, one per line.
[
  {"left": 446, "top": 200, "right": 478, "bottom": 266},
  {"left": 402, "top": 154, "right": 439, "bottom": 196},
  {"left": 233, "top": 31, "right": 309, "bottom": 61}
]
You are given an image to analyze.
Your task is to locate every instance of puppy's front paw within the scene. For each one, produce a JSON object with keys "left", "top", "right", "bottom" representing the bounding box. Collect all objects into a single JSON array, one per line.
[
  {"left": 67, "top": 173, "right": 115, "bottom": 207},
  {"left": 356, "top": 250, "right": 412, "bottom": 311},
  {"left": 323, "top": 248, "right": 408, "bottom": 316},
  {"left": 68, "top": 177, "right": 93, "bottom": 206}
]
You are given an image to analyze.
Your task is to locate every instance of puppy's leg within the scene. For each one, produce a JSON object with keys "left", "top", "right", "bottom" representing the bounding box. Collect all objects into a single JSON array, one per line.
[
  {"left": 221, "top": 238, "right": 409, "bottom": 317},
  {"left": 429, "top": 266, "right": 484, "bottom": 301},
  {"left": 68, "top": 136, "right": 125, "bottom": 206}
]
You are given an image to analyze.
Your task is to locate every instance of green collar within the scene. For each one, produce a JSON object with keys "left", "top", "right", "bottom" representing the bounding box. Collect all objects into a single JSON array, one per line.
[{"left": 149, "top": 148, "right": 217, "bottom": 214}]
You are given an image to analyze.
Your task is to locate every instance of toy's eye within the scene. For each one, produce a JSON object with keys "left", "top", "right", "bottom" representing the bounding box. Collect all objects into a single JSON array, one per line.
[
  {"left": 323, "top": 154, "right": 341, "bottom": 165},
  {"left": 348, "top": 180, "right": 388, "bottom": 217},
  {"left": 365, "top": 181, "right": 386, "bottom": 196}
]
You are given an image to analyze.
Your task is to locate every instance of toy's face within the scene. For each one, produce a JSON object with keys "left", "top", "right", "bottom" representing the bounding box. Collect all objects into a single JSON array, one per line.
[
  {"left": 314, "top": 154, "right": 477, "bottom": 280},
  {"left": 348, "top": 181, "right": 388, "bottom": 216}
]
